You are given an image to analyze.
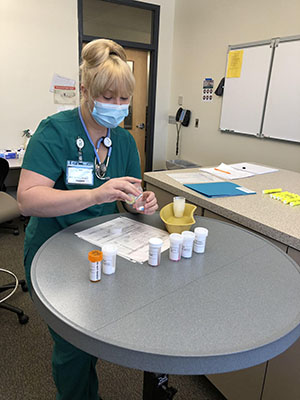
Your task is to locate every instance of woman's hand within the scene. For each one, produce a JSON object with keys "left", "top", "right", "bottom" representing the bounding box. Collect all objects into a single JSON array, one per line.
[
  {"left": 92, "top": 176, "right": 142, "bottom": 204},
  {"left": 135, "top": 191, "right": 158, "bottom": 215}
]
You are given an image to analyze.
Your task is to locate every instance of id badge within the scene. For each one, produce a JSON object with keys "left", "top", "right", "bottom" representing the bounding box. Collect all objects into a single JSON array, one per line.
[{"left": 66, "top": 161, "right": 94, "bottom": 186}]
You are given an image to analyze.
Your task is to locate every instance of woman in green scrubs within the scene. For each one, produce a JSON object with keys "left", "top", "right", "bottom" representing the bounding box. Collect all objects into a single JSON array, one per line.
[{"left": 17, "top": 38, "right": 158, "bottom": 400}]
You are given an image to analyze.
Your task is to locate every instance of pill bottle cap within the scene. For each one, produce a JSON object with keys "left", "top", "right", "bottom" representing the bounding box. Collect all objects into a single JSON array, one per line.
[
  {"left": 88, "top": 250, "right": 103, "bottom": 262},
  {"left": 181, "top": 231, "right": 195, "bottom": 239},
  {"left": 194, "top": 227, "right": 208, "bottom": 237},
  {"left": 149, "top": 237, "right": 163, "bottom": 247},
  {"left": 102, "top": 244, "right": 117, "bottom": 256},
  {"left": 169, "top": 233, "right": 183, "bottom": 243},
  {"left": 125, "top": 194, "right": 136, "bottom": 205}
]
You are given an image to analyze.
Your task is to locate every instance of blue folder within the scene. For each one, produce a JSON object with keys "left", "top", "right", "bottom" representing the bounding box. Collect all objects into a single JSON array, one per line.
[{"left": 184, "top": 182, "right": 256, "bottom": 198}]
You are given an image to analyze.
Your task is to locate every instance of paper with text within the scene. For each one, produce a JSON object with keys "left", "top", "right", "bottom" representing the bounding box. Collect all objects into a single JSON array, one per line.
[
  {"left": 201, "top": 163, "right": 254, "bottom": 180},
  {"left": 75, "top": 216, "right": 170, "bottom": 264}
]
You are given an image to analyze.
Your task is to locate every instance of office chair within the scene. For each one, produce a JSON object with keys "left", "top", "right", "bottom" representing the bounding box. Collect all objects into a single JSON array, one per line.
[
  {"left": 0, "top": 157, "right": 9, "bottom": 191},
  {"left": 0, "top": 191, "right": 20, "bottom": 235},
  {"left": 0, "top": 268, "right": 29, "bottom": 324},
  {"left": 0, "top": 158, "right": 28, "bottom": 323},
  {"left": 0, "top": 158, "right": 20, "bottom": 235}
]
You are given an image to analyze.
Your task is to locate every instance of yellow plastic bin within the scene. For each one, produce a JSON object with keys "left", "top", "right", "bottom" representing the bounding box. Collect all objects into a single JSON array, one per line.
[{"left": 160, "top": 203, "right": 197, "bottom": 234}]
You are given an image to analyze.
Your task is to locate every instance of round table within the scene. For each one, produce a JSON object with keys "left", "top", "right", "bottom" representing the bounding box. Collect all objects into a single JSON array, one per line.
[{"left": 31, "top": 213, "right": 300, "bottom": 377}]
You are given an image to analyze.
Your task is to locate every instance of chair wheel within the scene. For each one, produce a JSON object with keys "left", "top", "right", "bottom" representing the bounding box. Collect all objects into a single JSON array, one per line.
[
  {"left": 20, "top": 280, "right": 28, "bottom": 292},
  {"left": 18, "top": 314, "right": 29, "bottom": 324},
  {"left": 13, "top": 229, "right": 19, "bottom": 236}
]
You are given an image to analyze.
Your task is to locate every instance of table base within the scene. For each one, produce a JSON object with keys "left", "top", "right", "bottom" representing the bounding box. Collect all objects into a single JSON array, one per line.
[{"left": 143, "top": 372, "right": 177, "bottom": 399}]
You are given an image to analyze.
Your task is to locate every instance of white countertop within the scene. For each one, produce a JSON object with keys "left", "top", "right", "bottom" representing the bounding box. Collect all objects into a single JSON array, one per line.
[{"left": 7, "top": 158, "right": 23, "bottom": 169}]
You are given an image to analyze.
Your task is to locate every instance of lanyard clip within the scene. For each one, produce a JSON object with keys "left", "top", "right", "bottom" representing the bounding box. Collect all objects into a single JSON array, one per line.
[{"left": 76, "top": 137, "right": 85, "bottom": 162}]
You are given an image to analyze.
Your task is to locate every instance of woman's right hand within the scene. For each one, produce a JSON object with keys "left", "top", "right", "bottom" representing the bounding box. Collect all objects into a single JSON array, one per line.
[{"left": 92, "top": 176, "right": 142, "bottom": 205}]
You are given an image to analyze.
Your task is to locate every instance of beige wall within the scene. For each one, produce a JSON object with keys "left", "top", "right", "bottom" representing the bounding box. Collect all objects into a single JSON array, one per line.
[
  {"left": 0, "top": 0, "right": 79, "bottom": 150},
  {"left": 167, "top": 0, "right": 300, "bottom": 172},
  {"left": 1, "top": 0, "right": 299, "bottom": 172}
]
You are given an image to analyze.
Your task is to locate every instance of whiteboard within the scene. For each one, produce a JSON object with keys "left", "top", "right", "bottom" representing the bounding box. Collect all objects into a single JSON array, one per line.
[
  {"left": 220, "top": 44, "right": 273, "bottom": 136},
  {"left": 262, "top": 40, "right": 300, "bottom": 143}
]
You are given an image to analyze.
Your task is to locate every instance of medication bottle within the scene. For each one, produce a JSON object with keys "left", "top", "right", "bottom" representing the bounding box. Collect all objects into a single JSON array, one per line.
[
  {"left": 194, "top": 227, "right": 208, "bottom": 253},
  {"left": 181, "top": 231, "right": 195, "bottom": 258},
  {"left": 102, "top": 244, "right": 117, "bottom": 275},
  {"left": 148, "top": 237, "right": 163, "bottom": 266},
  {"left": 169, "top": 233, "right": 183, "bottom": 261},
  {"left": 88, "top": 250, "right": 103, "bottom": 282}
]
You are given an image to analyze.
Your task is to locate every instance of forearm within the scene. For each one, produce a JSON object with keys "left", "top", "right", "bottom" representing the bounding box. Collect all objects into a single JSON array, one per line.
[{"left": 18, "top": 186, "right": 96, "bottom": 217}]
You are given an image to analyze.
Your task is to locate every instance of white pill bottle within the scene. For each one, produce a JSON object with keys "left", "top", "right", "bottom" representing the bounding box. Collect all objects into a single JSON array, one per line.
[
  {"left": 194, "top": 227, "right": 208, "bottom": 253},
  {"left": 102, "top": 244, "right": 117, "bottom": 275},
  {"left": 169, "top": 233, "right": 183, "bottom": 261},
  {"left": 181, "top": 231, "right": 195, "bottom": 259},
  {"left": 148, "top": 237, "right": 163, "bottom": 266}
]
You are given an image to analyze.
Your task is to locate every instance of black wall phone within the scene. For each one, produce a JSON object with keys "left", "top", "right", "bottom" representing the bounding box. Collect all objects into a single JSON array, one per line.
[
  {"left": 175, "top": 107, "right": 191, "bottom": 127},
  {"left": 175, "top": 107, "right": 191, "bottom": 155}
]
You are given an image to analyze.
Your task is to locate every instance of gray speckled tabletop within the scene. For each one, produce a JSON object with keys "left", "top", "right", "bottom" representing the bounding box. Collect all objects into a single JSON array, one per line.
[
  {"left": 144, "top": 167, "right": 300, "bottom": 250},
  {"left": 31, "top": 213, "right": 300, "bottom": 375}
]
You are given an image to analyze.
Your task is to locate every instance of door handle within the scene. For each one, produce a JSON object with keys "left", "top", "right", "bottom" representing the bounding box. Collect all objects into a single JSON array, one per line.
[{"left": 136, "top": 123, "right": 145, "bottom": 129}]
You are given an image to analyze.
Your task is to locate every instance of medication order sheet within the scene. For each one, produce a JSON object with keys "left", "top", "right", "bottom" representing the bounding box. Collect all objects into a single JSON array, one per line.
[{"left": 75, "top": 216, "right": 170, "bottom": 263}]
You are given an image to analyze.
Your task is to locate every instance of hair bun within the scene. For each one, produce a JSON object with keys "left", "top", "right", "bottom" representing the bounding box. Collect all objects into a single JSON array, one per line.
[{"left": 80, "top": 38, "right": 134, "bottom": 98}]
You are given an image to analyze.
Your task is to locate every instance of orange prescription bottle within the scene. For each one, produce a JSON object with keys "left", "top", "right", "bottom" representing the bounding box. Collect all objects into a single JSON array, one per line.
[{"left": 88, "top": 250, "right": 103, "bottom": 282}]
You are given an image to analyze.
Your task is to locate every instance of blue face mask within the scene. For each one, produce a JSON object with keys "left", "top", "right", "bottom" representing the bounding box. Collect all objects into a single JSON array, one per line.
[{"left": 91, "top": 101, "right": 129, "bottom": 128}]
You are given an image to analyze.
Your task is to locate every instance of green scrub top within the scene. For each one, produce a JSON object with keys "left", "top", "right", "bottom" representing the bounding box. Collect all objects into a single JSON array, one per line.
[{"left": 22, "top": 108, "right": 141, "bottom": 285}]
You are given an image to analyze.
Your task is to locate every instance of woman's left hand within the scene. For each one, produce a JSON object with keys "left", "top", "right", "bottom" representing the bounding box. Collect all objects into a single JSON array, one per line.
[{"left": 136, "top": 191, "right": 158, "bottom": 215}]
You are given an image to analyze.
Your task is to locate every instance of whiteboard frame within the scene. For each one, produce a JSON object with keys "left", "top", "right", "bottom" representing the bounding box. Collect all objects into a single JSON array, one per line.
[
  {"left": 262, "top": 36, "right": 300, "bottom": 143},
  {"left": 220, "top": 34, "right": 300, "bottom": 145},
  {"left": 220, "top": 39, "right": 275, "bottom": 137}
]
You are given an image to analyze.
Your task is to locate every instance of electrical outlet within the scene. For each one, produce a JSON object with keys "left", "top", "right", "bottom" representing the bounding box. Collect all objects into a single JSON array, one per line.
[
  {"left": 195, "top": 118, "right": 199, "bottom": 128},
  {"left": 178, "top": 95, "right": 183, "bottom": 106},
  {"left": 168, "top": 115, "right": 176, "bottom": 124}
]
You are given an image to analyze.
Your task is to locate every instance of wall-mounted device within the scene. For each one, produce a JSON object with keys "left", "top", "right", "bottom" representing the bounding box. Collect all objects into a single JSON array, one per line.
[
  {"left": 175, "top": 107, "right": 191, "bottom": 155},
  {"left": 175, "top": 107, "right": 191, "bottom": 127}
]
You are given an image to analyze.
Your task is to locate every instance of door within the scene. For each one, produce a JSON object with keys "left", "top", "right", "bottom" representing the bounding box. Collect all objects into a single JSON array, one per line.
[
  {"left": 79, "top": 0, "right": 160, "bottom": 172},
  {"left": 81, "top": 43, "right": 148, "bottom": 177},
  {"left": 122, "top": 48, "right": 148, "bottom": 178}
]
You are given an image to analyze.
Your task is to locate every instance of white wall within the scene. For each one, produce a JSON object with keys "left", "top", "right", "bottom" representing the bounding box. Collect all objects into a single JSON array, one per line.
[
  {"left": 0, "top": 0, "right": 79, "bottom": 149},
  {"left": 0, "top": 0, "right": 174, "bottom": 171},
  {"left": 139, "top": 0, "right": 175, "bottom": 170},
  {"left": 167, "top": 0, "right": 300, "bottom": 172}
]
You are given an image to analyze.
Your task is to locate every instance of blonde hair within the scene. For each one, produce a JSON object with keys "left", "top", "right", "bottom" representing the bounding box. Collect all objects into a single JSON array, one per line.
[{"left": 80, "top": 39, "right": 135, "bottom": 100}]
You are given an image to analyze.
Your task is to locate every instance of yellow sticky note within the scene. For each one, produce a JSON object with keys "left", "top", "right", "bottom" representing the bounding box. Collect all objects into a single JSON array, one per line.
[{"left": 226, "top": 50, "right": 244, "bottom": 78}]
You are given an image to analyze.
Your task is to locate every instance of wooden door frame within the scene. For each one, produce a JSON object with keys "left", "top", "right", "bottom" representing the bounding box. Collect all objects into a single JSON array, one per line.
[{"left": 78, "top": 0, "right": 160, "bottom": 172}]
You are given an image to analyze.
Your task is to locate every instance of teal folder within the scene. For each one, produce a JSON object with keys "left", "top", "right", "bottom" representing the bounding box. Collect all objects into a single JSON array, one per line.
[{"left": 184, "top": 182, "right": 256, "bottom": 198}]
